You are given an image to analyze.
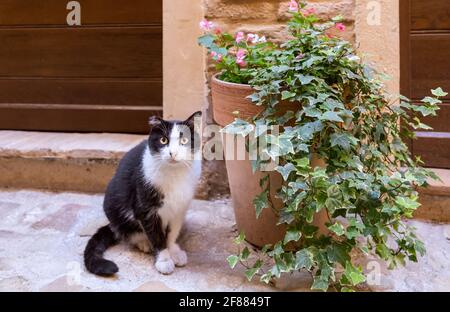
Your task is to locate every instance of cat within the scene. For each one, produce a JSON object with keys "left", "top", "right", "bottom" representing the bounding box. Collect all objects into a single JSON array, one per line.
[{"left": 84, "top": 111, "right": 202, "bottom": 276}]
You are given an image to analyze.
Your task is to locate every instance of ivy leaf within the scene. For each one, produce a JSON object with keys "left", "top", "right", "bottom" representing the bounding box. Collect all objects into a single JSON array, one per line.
[
  {"left": 295, "top": 249, "right": 314, "bottom": 270},
  {"left": 343, "top": 262, "right": 366, "bottom": 286},
  {"left": 254, "top": 191, "right": 269, "bottom": 218},
  {"left": 276, "top": 163, "right": 296, "bottom": 181},
  {"left": 221, "top": 119, "right": 254, "bottom": 136},
  {"left": 284, "top": 229, "right": 302, "bottom": 245},
  {"left": 330, "top": 133, "right": 358, "bottom": 151},
  {"left": 245, "top": 260, "right": 262, "bottom": 281},
  {"left": 325, "top": 198, "right": 341, "bottom": 214},
  {"left": 227, "top": 255, "right": 239, "bottom": 269},
  {"left": 320, "top": 111, "right": 344, "bottom": 123},
  {"left": 326, "top": 244, "right": 351, "bottom": 266},
  {"left": 311, "top": 277, "right": 329, "bottom": 292},
  {"left": 395, "top": 197, "right": 421, "bottom": 210},
  {"left": 240, "top": 247, "right": 250, "bottom": 260},
  {"left": 197, "top": 34, "right": 215, "bottom": 48},
  {"left": 295, "top": 157, "right": 310, "bottom": 168},
  {"left": 234, "top": 232, "right": 246, "bottom": 244},
  {"left": 296, "top": 74, "right": 315, "bottom": 85},
  {"left": 281, "top": 91, "right": 296, "bottom": 100},
  {"left": 431, "top": 87, "right": 448, "bottom": 97},
  {"left": 245, "top": 268, "right": 259, "bottom": 281},
  {"left": 304, "top": 107, "right": 322, "bottom": 118},
  {"left": 328, "top": 222, "right": 345, "bottom": 236}
]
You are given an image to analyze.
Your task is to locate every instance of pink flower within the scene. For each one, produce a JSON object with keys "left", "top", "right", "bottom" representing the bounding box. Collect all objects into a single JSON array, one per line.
[
  {"left": 236, "top": 49, "right": 247, "bottom": 67},
  {"left": 235, "top": 31, "right": 245, "bottom": 44},
  {"left": 247, "top": 33, "right": 257, "bottom": 43},
  {"left": 335, "top": 23, "right": 346, "bottom": 32},
  {"left": 288, "top": 0, "right": 299, "bottom": 12},
  {"left": 247, "top": 33, "right": 267, "bottom": 44},
  {"left": 214, "top": 27, "right": 222, "bottom": 35},
  {"left": 199, "top": 19, "right": 214, "bottom": 31},
  {"left": 296, "top": 53, "right": 305, "bottom": 60},
  {"left": 211, "top": 51, "right": 223, "bottom": 61},
  {"left": 302, "top": 7, "right": 316, "bottom": 16}
]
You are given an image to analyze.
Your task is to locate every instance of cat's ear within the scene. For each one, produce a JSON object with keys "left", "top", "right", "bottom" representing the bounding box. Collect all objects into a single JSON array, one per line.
[
  {"left": 184, "top": 111, "right": 202, "bottom": 128},
  {"left": 148, "top": 115, "right": 163, "bottom": 132}
]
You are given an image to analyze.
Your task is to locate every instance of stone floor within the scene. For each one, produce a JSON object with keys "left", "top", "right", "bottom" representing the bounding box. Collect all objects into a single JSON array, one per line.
[{"left": 0, "top": 189, "right": 448, "bottom": 292}]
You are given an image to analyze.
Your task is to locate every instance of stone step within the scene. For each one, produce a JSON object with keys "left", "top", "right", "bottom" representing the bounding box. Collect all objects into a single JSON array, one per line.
[
  {"left": 0, "top": 131, "right": 229, "bottom": 199},
  {"left": 0, "top": 131, "right": 447, "bottom": 222},
  {"left": 416, "top": 168, "right": 450, "bottom": 223}
]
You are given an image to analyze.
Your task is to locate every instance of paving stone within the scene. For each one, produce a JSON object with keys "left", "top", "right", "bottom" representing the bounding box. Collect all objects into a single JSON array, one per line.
[
  {"left": 32, "top": 203, "right": 91, "bottom": 232},
  {"left": 0, "top": 276, "right": 30, "bottom": 292},
  {"left": 133, "top": 281, "right": 177, "bottom": 292},
  {"left": 0, "top": 190, "right": 448, "bottom": 292},
  {"left": 39, "top": 276, "right": 85, "bottom": 292}
]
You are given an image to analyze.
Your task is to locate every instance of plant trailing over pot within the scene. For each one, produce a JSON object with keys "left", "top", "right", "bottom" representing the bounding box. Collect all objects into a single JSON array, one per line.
[{"left": 199, "top": 0, "right": 446, "bottom": 291}]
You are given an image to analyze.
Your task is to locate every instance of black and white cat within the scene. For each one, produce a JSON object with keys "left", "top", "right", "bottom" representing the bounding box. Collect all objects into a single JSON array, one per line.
[{"left": 84, "top": 111, "right": 202, "bottom": 276}]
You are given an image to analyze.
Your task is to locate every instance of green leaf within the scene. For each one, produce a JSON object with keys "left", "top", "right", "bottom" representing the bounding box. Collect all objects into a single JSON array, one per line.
[
  {"left": 234, "top": 231, "right": 246, "bottom": 244},
  {"left": 276, "top": 163, "right": 296, "bottom": 181},
  {"left": 330, "top": 133, "right": 358, "bottom": 151},
  {"left": 343, "top": 262, "right": 366, "bottom": 286},
  {"left": 197, "top": 34, "right": 215, "bottom": 48},
  {"left": 221, "top": 119, "right": 254, "bottom": 136},
  {"left": 328, "top": 222, "right": 345, "bottom": 236},
  {"left": 281, "top": 91, "right": 296, "bottom": 100},
  {"left": 295, "top": 249, "right": 314, "bottom": 270},
  {"left": 240, "top": 247, "right": 250, "bottom": 260},
  {"left": 325, "top": 198, "right": 341, "bottom": 214},
  {"left": 431, "top": 87, "right": 448, "bottom": 97},
  {"left": 311, "top": 277, "right": 329, "bottom": 292},
  {"left": 395, "top": 196, "right": 421, "bottom": 210},
  {"left": 296, "top": 74, "right": 315, "bottom": 85},
  {"left": 327, "top": 244, "right": 351, "bottom": 266},
  {"left": 245, "top": 267, "right": 259, "bottom": 281},
  {"left": 254, "top": 191, "right": 269, "bottom": 218},
  {"left": 227, "top": 255, "right": 239, "bottom": 269},
  {"left": 284, "top": 229, "right": 302, "bottom": 245},
  {"left": 295, "top": 157, "right": 310, "bottom": 168},
  {"left": 320, "top": 111, "right": 344, "bottom": 123},
  {"left": 304, "top": 107, "right": 322, "bottom": 118}
]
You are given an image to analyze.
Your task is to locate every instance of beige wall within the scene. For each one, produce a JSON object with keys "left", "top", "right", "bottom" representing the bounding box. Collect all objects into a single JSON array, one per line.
[
  {"left": 355, "top": 0, "right": 400, "bottom": 95},
  {"left": 163, "top": 0, "right": 207, "bottom": 120}
]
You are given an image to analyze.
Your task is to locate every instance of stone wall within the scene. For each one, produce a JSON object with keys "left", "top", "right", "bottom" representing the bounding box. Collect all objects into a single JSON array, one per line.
[{"left": 204, "top": 0, "right": 355, "bottom": 45}]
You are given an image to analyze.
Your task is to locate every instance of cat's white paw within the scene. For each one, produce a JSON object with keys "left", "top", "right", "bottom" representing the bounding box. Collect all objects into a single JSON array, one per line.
[
  {"left": 170, "top": 247, "right": 188, "bottom": 267},
  {"left": 155, "top": 249, "right": 175, "bottom": 274}
]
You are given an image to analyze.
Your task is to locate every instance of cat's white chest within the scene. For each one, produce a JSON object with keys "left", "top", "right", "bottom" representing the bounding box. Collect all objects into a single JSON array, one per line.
[
  {"left": 156, "top": 171, "right": 196, "bottom": 223},
  {"left": 142, "top": 147, "right": 201, "bottom": 227}
]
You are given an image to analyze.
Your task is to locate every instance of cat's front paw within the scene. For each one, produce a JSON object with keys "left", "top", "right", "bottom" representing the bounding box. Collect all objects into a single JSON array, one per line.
[
  {"left": 155, "top": 250, "right": 175, "bottom": 274},
  {"left": 170, "top": 244, "right": 188, "bottom": 267}
]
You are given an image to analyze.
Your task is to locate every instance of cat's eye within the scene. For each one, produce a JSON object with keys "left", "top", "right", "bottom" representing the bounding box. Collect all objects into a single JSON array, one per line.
[
  {"left": 160, "top": 137, "right": 168, "bottom": 145},
  {"left": 180, "top": 137, "right": 189, "bottom": 145}
]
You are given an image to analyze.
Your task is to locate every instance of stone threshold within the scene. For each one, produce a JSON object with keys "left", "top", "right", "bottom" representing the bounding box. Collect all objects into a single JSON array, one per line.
[
  {"left": 0, "top": 130, "right": 229, "bottom": 199},
  {"left": 416, "top": 169, "right": 450, "bottom": 223},
  {"left": 0, "top": 131, "right": 145, "bottom": 194}
]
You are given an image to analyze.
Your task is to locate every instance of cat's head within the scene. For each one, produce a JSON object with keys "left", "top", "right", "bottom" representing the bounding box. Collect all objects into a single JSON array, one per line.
[{"left": 147, "top": 111, "right": 202, "bottom": 164}]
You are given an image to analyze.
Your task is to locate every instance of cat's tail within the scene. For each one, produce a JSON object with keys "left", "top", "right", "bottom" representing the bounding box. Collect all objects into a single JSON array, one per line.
[{"left": 84, "top": 224, "right": 119, "bottom": 276}]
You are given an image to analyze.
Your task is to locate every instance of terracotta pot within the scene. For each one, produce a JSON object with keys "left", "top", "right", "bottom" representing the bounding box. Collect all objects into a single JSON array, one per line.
[{"left": 211, "top": 75, "right": 329, "bottom": 247}]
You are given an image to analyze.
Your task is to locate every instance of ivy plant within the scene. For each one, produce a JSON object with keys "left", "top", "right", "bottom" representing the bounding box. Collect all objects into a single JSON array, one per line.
[{"left": 199, "top": 1, "right": 446, "bottom": 291}]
